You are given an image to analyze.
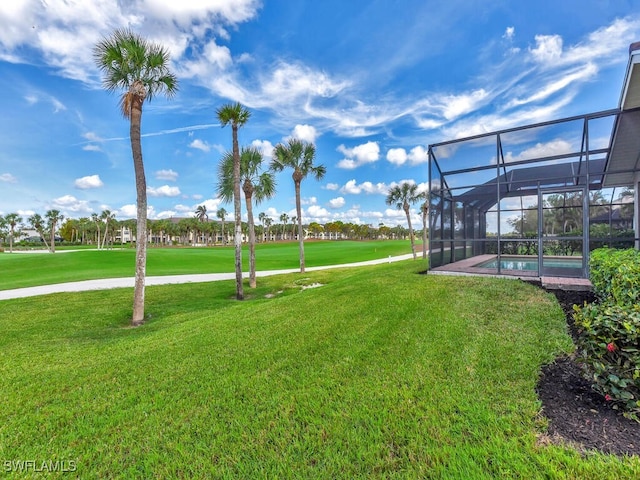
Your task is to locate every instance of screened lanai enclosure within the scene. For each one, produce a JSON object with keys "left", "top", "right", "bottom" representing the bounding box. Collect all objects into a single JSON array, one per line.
[{"left": 428, "top": 42, "right": 640, "bottom": 279}]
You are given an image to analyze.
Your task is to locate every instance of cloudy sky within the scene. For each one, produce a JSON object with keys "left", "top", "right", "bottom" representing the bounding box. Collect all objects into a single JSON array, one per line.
[{"left": 1, "top": 0, "right": 639, "bottom": 228}]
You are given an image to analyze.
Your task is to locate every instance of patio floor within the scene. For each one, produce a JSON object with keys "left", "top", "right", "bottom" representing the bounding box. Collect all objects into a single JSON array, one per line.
[{"left": 429, "top": 255, "right": 592, "bottom": 291}]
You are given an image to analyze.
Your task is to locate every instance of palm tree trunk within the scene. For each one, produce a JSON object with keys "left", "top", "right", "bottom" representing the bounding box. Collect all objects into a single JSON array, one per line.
[
  {"left": 405, "top": 205, "right": 416, "bottom": 260},
  {"left": 50, "top": 224, "right": 56, "bottom": 253},
  {"left": 102, "top": 224, "right": 109, "bottom": 249},
  {"left": 232, "top": 123, "right": 244, "bottom": 300},
  {"left": 131, "top": 96, "right": 147, "bottom": 326},
  {"left": 245, "top": 191, "right": 257, "bottom": 288},
  {"left": 295, "top": 180, "right": 305, "bottom": 273}
]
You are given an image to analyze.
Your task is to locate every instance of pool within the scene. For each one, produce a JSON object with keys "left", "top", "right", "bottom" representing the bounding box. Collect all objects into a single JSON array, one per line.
[{"left": 475, "top": 256, "right": 583, "bottom": 271}]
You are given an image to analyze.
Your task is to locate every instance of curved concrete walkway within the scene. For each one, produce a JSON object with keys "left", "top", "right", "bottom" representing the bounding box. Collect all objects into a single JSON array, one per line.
[{"left": 0, "top": 253, "right": 418, "bottom": 301}]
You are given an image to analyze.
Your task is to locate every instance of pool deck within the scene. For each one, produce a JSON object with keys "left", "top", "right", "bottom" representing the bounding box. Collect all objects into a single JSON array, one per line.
[{"left": 429, "top": 255, "right": 592, "bottom": 291}]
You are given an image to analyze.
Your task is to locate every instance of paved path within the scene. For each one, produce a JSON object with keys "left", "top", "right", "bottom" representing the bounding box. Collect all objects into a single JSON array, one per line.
[{"left": 0, "top": 253, "right": 417, "bottom": 301}]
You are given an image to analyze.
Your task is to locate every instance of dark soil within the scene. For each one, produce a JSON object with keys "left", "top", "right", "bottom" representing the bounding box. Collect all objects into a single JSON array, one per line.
[{"left": 535, "top": 286, "right": 640, "bottom": 456}]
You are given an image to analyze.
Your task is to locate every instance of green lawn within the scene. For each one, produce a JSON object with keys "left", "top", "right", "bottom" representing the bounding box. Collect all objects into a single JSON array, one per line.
[
  {"left": 1, "top": 261, "right": 638, "bottom": 478},
  {"left": 0, "top": 240, "right": 413, "bottom": 291}
]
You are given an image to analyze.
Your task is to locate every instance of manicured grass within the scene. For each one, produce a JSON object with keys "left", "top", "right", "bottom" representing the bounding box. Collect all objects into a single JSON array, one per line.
[
  {"left": 1, "top": 261, "right": 638, "bottom": 478},
  {"left": 0, "top": 240, "right": 412, "bottom": 291}
]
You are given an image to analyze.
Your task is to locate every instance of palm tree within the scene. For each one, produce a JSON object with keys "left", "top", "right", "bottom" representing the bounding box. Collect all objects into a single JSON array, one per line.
[
  {"left": 28, "top": 213, "right": 49, "bottom": 250},
  {"left": 45, "top": 209, "right": 64, "bottom": 253},
  {"left": 91, "top": 213, "right": 101, "bottom": 248},
  {"left": 258, "top": 212, "right": 267, "bottom": 242},
  {"left": 386, "top": 182, "right": 420, "bottom": 259},
  {"left": 217, "top": 102, "right": 251, "bottom": 300},
  {"left": 218, "top": 147, "right": 276, "bottom": 288},
  {"left": 280, "top": 213, "right": 289, "bottom": 240},
  {"left": 216, "top": 208, "right": 228, "bottom": 245},
  {"left": 418, "top": 192, "right": 429, "bottom": 259},
  {"left": 195, "top": 205, "right": 208, "bottom": 222},
  {"left": 100, "top": 210, "right": 116, "bottom": 249},
  {"left": 94, "top": 29, "right": 178, "bottom": 326},
  {"left": 271, "top": 138, "right": 326, "bottom": 273},
  {"left": 4, "top": 213, "right": 22, "bottom": 253}
]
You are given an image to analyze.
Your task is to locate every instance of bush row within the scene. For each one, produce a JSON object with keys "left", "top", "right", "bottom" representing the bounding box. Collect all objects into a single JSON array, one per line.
[{"left": 574, "top": 247, "right": 640, "bottom": 421}]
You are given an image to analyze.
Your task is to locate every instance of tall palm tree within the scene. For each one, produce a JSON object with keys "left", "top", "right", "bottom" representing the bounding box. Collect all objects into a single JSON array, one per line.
[
  {"left": 386, "top": 182, "right": 420, "bottom": 259},
  {"left": 217, "top": 102, "right": 251, "bottom": 300},
  {"left": 94, "top": 28, "right": 178, "bottom": 326},
  {"left": 216, "top": 208, "right": 227, "bottom": 245},
  {"left": 218, "top": 147, "right": 276, "bottom": 288},
  {"left": 271, "top": 138, "right": 326, "bottom": 273},
  {"left": 45, "top": 209, "right": 64, "bottom": 253},
  {"left": 4, "top": 213, "right": 22, "bottom": 253},
  {"left": 28, "top": 213, "right": 49, "bottom": 250},
  {"left": 280, "top": 213, "right": 289, "bottom": 240}
]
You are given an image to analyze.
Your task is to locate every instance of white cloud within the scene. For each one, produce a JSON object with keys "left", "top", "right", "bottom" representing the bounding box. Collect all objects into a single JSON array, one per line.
[
  {"left": 251, "top": 139, "right": 275, "bottom": 158},
  {"left": 74, "top": 174, "right": 104, "bottom": 189},
  {"left": 156, "top": 169, "right": 179, "bottom": 181},
  {"left": 306, "top": 205, "right": 330, "bottom": 220},
  {"left": 83, "top": 144, "right": 102, "bottom": 152},
  {"left": 500, "top": 139, "right": 574, "bottom": 163},
  {"left": 189, "top": 139, "right": 212, "bottom": 152},
  {"left": 301, "top": 196, "right": 318, "bottom": 206},
  {"left": 337, "top": 141, "right": 380, "bottom": 169},
  {"left": 0, "top": 173, "right": 17, "bottom": 183},
  {"left": 529, "top": 34, "right": 564, "bottom": 64},
  {"left": 503, "top": 26, "right": 515, "bottom": 40},
  {"left": 328, "top": 197, "right": 345, "bottom": 209},
  {"left": 339, "top": 179, "right": 389, "bottom": 195},
  {"left": 51, "top": 194, "right": 92, "bottom": 213},
  {"left": 118, "top": 204, "right": 137, "bottom": 218},
  {"left": 386, "top": 148, "right": 407, "bottom": 166},
  {"left": 325, "top": 183, "right": 339, "bottom": 191},
  {"left": 290, "top": 124, "right": 318, "bottom": 143},
  {"left": 156, "top": 210, "right": 178, "bottom": 219},
  {"left": 174, "top": 204, "right": 193, "bottom": 213},
  {"left": 408, "top": 145, "right": 429, "bottom": 165},
  {"left": 148, "top": 185, "right": 181, "bottom": 197}
]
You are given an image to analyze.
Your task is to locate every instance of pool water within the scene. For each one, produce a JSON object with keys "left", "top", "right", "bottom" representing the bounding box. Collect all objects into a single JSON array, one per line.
[{"left": 475, "top": 257, "right": 582, "bottom": 271}]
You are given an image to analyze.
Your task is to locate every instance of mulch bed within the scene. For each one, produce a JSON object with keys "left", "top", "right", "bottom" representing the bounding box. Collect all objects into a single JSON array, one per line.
[{"left": 535, "top": 286, "right": 639, "bottom": 456}]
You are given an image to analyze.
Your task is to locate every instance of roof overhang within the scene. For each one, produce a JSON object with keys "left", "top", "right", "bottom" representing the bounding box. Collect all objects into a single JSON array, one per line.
[{"left": 605, "top": 41, "right": 640, "bottom": 186}]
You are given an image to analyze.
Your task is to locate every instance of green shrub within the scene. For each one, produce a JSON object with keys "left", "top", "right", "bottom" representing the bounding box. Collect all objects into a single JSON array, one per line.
[
  {"left": 573, "top": 247, "right": 640, "bottom": 420},
  {"left": 589, "top": 247, "right": 640, "bottom": 305},
  {"left": 573, "top": 302, "right": 640, "bottom": 420}
]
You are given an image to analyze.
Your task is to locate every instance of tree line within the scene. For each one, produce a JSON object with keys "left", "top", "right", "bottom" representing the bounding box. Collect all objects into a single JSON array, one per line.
[{"left": 2, "top": 28, "right": 429, "bottom": 326}]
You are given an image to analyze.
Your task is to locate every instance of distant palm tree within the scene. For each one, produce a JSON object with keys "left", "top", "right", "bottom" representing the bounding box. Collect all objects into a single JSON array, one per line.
[
  {"left": 217, "top": 102, "right": 251, "bottom": 300},
  {"left": 100, "top": 210, "right": 116, "bottom": 249},
  {"left": 280, "top": 213, "right": 289, "bottom": 240},
  {"left": 271, "top": 139, "right": 326, "bottom": 273},
  {"left": 195, "top": 205, "right": 208, "bottom": 222},
  {"left": 91, "top": 213, "right": 101, "bottom": 248},
  {"left": 216, "top": 208, "right": 227, "bottom": 245},
  {"left": 258, "top": 211, "right": 267, "bottom": 242},
  {"left": 45, "top": 209, "right": 64, "bottom": 253},
  {"left": 386, "top": 182, "right": 420, "bottom": 259},
  {"left": 418, "top": 192, "right": 429, "bottom": 259},
  {"left": 218, "top": 147, "right": 276, "bottom": 288},
  {"left": 4, "top": 213, "right": 22, "bottom": 253},
  {"left": 94, "top": 28, "right": 178, "bottom": 326},
  {"left": 28, "top": 213, "right": 49, "bottom": 250}
]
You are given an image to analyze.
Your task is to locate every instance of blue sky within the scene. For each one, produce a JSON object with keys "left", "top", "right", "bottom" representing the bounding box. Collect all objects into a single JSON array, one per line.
[{"left": 1, "top": 0, "right": 639, "bottom": 228}]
